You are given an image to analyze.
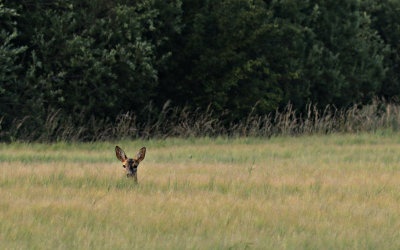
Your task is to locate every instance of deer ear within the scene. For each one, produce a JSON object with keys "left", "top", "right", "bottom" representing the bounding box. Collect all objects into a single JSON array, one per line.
[
  {"left": 115, "top": 146, "right": 128, "bottom": 162},
  {"left": 134, "top": 147, "right": 146, "bottom": 162}
]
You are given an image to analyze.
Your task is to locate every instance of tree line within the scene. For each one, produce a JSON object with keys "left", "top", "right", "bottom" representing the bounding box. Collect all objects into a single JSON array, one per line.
[{"left": 1, "top": 0, "right": 400, "bottom": 140}]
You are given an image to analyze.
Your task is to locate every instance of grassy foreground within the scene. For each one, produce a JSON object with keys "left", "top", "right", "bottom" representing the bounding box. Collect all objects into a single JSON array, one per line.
[{"left": 1, "top": 133, "right": 400, "bottom": 249}]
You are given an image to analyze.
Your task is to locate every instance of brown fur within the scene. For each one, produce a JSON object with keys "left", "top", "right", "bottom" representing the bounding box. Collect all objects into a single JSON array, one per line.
[{"left": 115, "top": 146, "right": 146, "bottom": 183}]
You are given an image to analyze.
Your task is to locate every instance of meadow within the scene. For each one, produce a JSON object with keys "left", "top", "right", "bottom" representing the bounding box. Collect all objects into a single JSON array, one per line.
[{"left": 1, "top": 133, "right": 400, "bottom": 249}]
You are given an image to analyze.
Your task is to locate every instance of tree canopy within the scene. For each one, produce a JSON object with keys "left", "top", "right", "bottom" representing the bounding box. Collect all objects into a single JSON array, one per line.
[{"left": 1, "top": 0, "right": 399, "bottom": 140}]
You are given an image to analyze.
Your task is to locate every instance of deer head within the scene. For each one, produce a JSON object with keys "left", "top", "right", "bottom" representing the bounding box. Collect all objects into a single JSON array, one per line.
[{"left": 115, "top": 146, "right": 146, "bottom": 183}]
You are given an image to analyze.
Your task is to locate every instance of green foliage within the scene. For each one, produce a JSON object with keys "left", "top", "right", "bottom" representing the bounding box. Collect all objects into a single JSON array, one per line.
[
  {"left": 0, "top": 4, "right": 30, "bottom": 130},
  {"left": 0, "top": 0, "right": 399, "bottom": 140},
  {"left": 12, "top": 0, "right": 181, "bottom": 118},
  {"left": 361, "top": 0, "right": 400, "bottom": 100},
  {"left": 160, "top": 0, "right": 388, "bottom": 117},
  {"left": 302, "top": 0, "right": 387, "bottom": 107},
  {"left": 160, "top": 0, "right": 288, "bottom": 117}
]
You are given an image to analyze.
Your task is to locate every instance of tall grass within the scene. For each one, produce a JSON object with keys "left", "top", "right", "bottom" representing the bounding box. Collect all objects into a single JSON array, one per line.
[
  {"left": 2, "top": 100, "right": 400, "bottom": 141},
  {"left": 1, "top": 134, "right": 400, "bottom": 249}
]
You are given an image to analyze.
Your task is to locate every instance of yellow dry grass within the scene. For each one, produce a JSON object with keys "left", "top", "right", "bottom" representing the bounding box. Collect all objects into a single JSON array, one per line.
[{"left": 1, "top": 134, "right": 400, "bottom": 249}]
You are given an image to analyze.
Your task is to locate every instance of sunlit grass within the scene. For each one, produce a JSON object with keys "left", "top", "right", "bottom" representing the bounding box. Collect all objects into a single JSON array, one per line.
[{"left": 1, "top": 133, "right": 400, "bottom": 249}]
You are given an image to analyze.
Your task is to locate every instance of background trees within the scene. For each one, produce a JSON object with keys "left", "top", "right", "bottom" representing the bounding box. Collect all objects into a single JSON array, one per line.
[{"left": 1, "top": 0, "right": 399, "bottom": 140}]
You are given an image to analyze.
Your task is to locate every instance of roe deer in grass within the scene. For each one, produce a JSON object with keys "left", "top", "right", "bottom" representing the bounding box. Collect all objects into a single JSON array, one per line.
[{"left": 115, "top": 146, "right": 146, "bottom": 183}]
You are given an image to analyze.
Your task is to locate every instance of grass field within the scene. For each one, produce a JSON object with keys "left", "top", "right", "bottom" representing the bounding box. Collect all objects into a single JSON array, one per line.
[{"left": 1, "top": 133, "right": 400, "bottom": 249}]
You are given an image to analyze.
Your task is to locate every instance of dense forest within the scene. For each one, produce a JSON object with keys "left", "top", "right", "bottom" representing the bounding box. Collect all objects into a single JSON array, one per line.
[{"left": 1, "top": 0, "right": 400, "bottom": 141}]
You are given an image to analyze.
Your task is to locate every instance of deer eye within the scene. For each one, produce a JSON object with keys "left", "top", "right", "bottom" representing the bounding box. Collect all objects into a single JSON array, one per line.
[{"left": 122, "top": 165, "right": 126, "bottom": 168}]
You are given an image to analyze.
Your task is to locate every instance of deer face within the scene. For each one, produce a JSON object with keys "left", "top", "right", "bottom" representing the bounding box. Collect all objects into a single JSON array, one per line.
[{"left": 115, "top": 146, "right": 146, "bottom": 182}]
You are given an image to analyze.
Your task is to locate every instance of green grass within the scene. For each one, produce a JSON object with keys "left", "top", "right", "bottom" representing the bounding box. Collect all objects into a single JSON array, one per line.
[{"left": 1, "top": 133, "right": 400, "bottom": 249}]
